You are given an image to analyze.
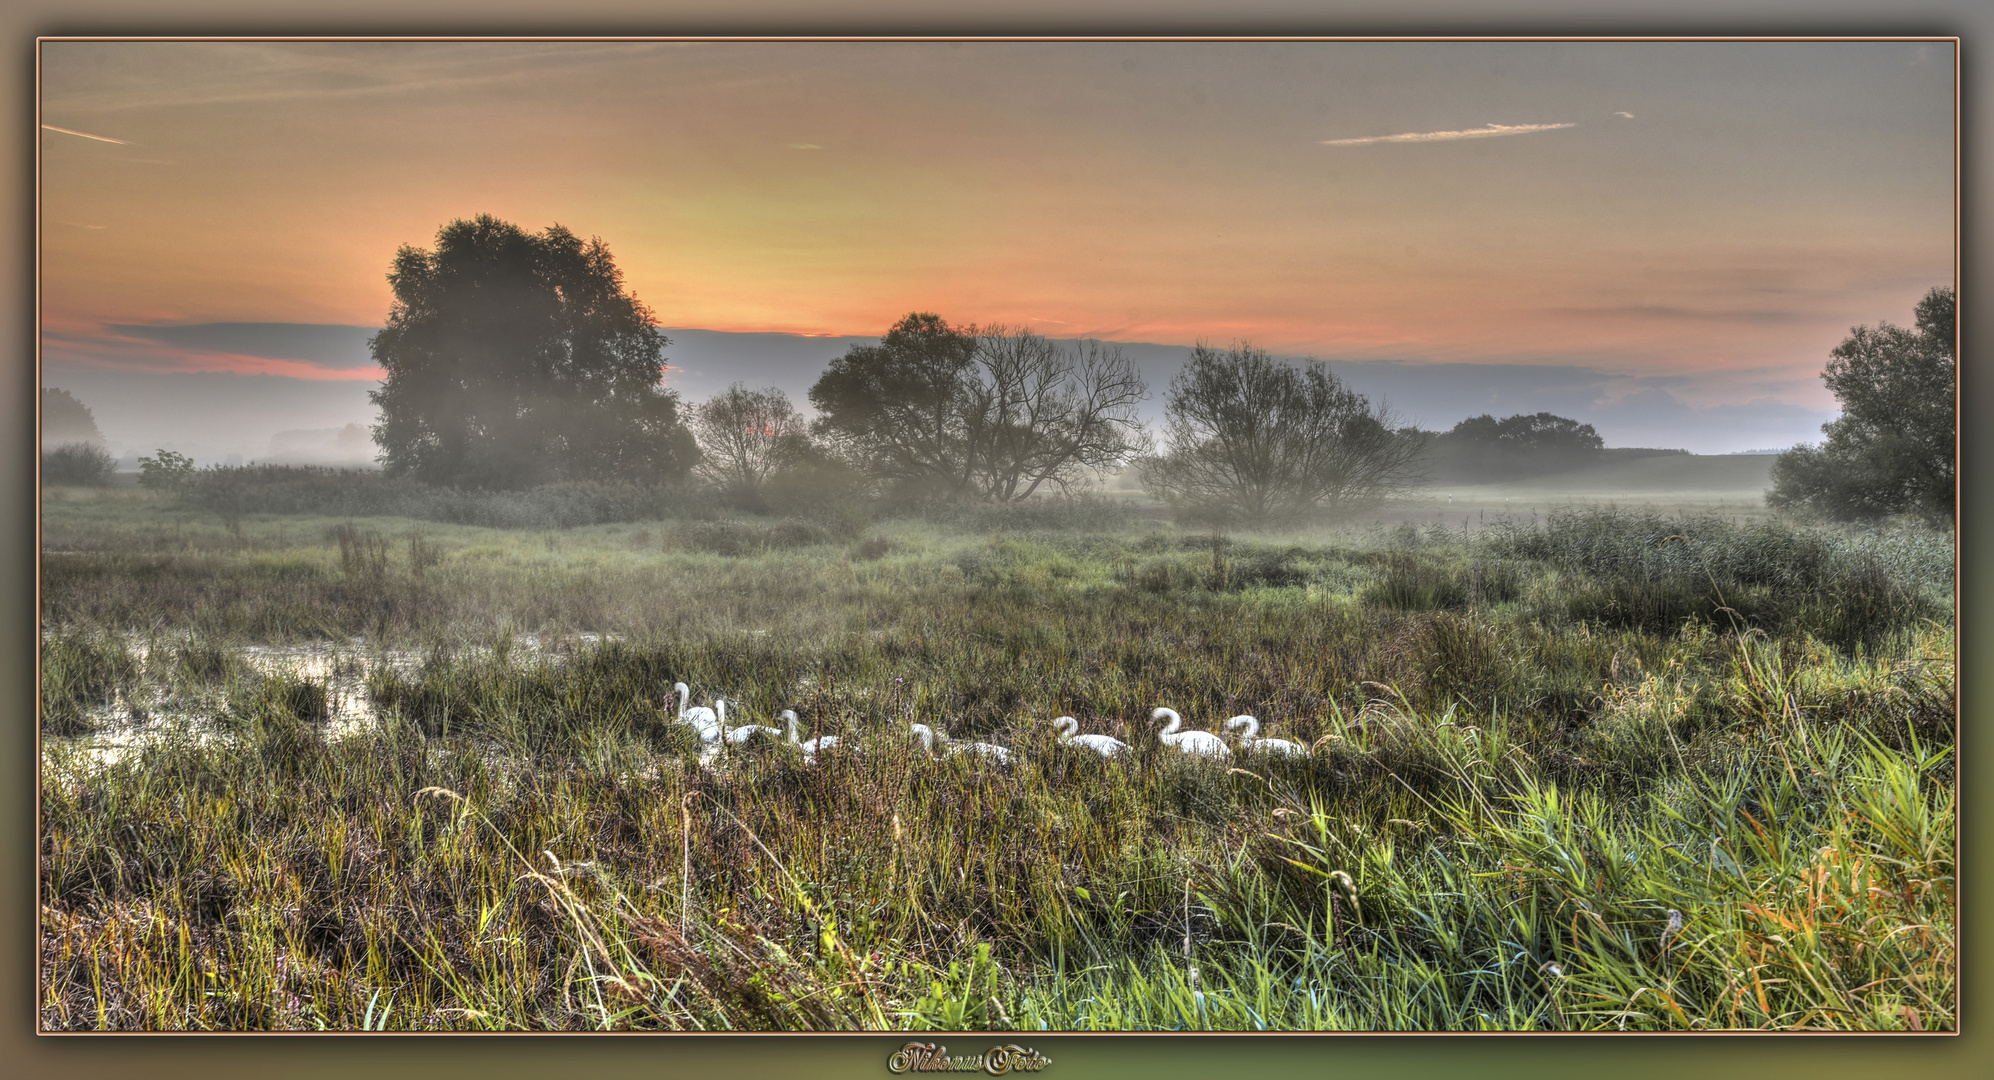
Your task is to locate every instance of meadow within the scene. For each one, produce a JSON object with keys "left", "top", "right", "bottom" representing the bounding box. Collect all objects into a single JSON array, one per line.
[{"left": 37, "top": 476, "right": 1955, "bottom": 1031}]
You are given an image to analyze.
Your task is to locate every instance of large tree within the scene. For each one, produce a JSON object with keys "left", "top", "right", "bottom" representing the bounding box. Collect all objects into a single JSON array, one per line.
[
  {"left": 1769, "top": 286, "right": 1955, "bottom": 522},
  {"left": 1141, "top": 343, "right": 1423, "bottom": 522},
  {"left": 808, "top": 313, "right": 1149, "bottom": 501},
  {"left": 368, "top": 215, "right": 696, "bottom": 488}
]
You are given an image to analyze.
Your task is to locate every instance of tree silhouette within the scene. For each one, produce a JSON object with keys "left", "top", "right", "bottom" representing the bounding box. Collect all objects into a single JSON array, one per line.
[
  {"left": 809, "top": 313, "right": 1148, "bottom": 502},
  {"left": 1769, "top": 287, "right": 1954, "bottom": 522},
  {"left": 368, "top": 215, "right": 696, "bottom": 489},
  {"left": 41, "top": 387, "right": 104, "bottom": 448},
  {"left": 1141, "top": 343, "right": 1421, "bottom": 523}
]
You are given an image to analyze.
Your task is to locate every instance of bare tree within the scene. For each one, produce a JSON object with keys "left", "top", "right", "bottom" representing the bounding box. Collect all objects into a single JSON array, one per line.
[
  {"left": 964, "top": 327, "right": 1151, "bottom": 501},
  {"left": 691, "top": 384, "right": 811, "bottom": 496},
  {"left": 1142, "top": 343, "right": 1423, "bottom": 523}
]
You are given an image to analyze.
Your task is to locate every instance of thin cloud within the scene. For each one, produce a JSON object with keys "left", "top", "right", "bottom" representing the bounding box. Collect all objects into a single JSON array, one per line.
[
  {"left": 1321, "top": 121, "right": 1575, "bottom": 146},
  {"left": 1614, "top": 111, "right": 1635, "bottom": 119},
  {"left": 41, "top": 123, "right": 129, "bottom": 144},
  {"left": 786, "top": 142, "right": 822, "bottom": 150}
]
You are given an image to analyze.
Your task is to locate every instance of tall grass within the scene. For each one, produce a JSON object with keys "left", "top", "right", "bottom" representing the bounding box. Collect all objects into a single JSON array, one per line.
[{"left": 39, "top": 502, "right": 1954, "bottom": 1029}]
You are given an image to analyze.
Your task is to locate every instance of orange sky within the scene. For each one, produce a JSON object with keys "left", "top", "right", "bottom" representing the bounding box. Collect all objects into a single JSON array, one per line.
[{"left": 39, "top": 40, "right": 1954, "bottom": 410}]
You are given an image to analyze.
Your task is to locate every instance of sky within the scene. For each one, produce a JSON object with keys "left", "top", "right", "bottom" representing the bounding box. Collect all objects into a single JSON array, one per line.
[{"left": 37, "top": 39, "right": 1955, "bottom": 462}]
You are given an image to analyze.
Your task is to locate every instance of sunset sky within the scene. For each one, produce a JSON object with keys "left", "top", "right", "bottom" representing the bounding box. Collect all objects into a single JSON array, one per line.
[{"left": 37, "top": 39, "right": 1955, "bottom": 460}]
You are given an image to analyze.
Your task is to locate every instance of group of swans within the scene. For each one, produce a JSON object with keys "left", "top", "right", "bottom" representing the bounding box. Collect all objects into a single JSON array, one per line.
[
  {"left": 673, "top": 683, "right": 839, "bottom": 762},
  {"left": 675, "top": 681, "right": 1304, "bottom": 768},
  {"left": 1151, "top": 708, "right": 1306, "bottom": 758}
]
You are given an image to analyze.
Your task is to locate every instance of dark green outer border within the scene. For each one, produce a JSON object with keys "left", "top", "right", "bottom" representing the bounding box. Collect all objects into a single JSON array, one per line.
[{"left": 8, "top": 4, "right": 1986, "bottom": 1079}]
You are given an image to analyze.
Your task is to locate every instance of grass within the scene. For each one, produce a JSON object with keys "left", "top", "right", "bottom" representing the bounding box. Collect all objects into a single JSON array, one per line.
[{"left": 37, "top": 485, "right": 1955, "bottom": 1031}]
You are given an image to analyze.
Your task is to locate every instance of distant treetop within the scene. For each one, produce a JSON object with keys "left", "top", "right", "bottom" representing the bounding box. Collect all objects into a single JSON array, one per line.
[{"left": 41, "top": 387, "right": 104, "bottom": 448}]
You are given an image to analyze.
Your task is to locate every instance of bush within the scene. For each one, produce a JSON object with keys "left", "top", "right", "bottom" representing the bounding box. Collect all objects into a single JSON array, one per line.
[
  {"left": 137, "top": 449, "right": 196, "bottom": 491},
  {"left": 41, "top": 443, "right": 116, "bottom": 486}
]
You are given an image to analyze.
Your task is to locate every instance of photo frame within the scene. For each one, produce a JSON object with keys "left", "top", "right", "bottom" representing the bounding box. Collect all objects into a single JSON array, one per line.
[{"left": 15, "top": 5, "right": 1984, "bottom": 1079}]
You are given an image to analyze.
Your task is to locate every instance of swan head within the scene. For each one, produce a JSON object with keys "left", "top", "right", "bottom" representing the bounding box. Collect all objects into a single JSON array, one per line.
[
  {"left": 1151, "top": 707, "right": 1181, "bottom": 728},
  {"left": 1052, "top": 716, "right": 1078, "bottom": 739},
  {"left": 1223, "top": 714, "right": 1258, "bottom": 738}
]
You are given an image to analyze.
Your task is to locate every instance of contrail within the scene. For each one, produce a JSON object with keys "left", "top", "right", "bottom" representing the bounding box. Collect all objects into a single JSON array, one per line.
[
  {"left": 42, "top": 124, "right": 129, "bottom": 145},
  {"left": 1322, "top": 121, "right": 1575, "bottom": 146}
]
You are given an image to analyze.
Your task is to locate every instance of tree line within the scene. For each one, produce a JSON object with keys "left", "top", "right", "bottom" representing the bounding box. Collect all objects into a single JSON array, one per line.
[
  {"left": 361, "top": 215, "right": 1441, "bottom": 524},
  {"left": 52, "top": 215, "right": 1951, "bottom": 528}
]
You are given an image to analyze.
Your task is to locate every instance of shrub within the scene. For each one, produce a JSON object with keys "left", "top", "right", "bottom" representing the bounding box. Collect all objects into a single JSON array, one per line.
[
  {"left": 41, "top": 443, "right": 116, "bottom": 486},
  {"left": 137, "top": 449, "right": 197, "bottom": 491}
]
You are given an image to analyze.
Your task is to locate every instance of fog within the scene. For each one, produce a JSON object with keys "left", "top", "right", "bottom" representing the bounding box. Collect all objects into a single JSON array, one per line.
[{"left": 40, "top": 324, "right": 1837, "bottom": 468}]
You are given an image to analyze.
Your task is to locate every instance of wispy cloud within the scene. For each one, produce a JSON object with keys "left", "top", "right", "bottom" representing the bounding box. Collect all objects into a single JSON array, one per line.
[
  {"left": 1322, "top": 121, "right": 1575, "bottom": 146},
  {"left": 41, "top": 123, "right": 128, "bottom": 144},
  {"left": 1614, "top": 111, "right": 1635, "bottom": 119},
  {"left": 786, "top": 142, "right": 822, "bottom": 150}
]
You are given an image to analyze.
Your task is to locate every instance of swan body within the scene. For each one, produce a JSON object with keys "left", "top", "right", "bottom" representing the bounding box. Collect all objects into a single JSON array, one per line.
[
  {"left": 947, "top": 739, "right": 1013, "bottom": 765},
  {"left": 1223, "top": 714, "right": 1307, "bottom": 757},
  {"left": 783, "top": 710, "right": 840, "bottom": 764},
  {"left": 1152, "top": 707, "right": 1231, "bottom": 759},
  {"left": 673, "top": 681, "right": 721, "bottom": 743},
  {"left": 724, "top": 700, "right": 785, "bottom": 745},
  {"left": 1053, "top": 716, "right": 1129, "bottom": 758},
  {"left": 909, "top": 720, "right": 1010, "bottom": 764}
]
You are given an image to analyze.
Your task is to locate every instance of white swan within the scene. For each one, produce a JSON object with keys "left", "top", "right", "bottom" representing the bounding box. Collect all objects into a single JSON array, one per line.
[
  {"left": 1053, "top": 716, "right": 1129, "bottom": 758},
  {"left": 724, "top": 700, "right": 785, "bottom": 746},
  {"left": 909, "top": 722, "right": 939, "bottom": 756},
  {"left": 947, "top": 738, "right": 1013, "bottom": 765},
  {"left": 673, "top": 681, "right": 721, "bottom": 743},
  {"left": 1152, "top": 707, "right": 1231, "bottom": 759},
  {"left": 783, "top": 710, "right": 840, "bottom": 764},
  {"left": 1223, "top": 714, "right": 1307, "bottom": 757}
]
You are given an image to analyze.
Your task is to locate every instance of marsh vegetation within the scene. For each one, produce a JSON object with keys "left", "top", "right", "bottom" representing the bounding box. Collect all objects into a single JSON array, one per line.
[{"left": 39, "top": 481, "right": 1954, "bottom": 1031}]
